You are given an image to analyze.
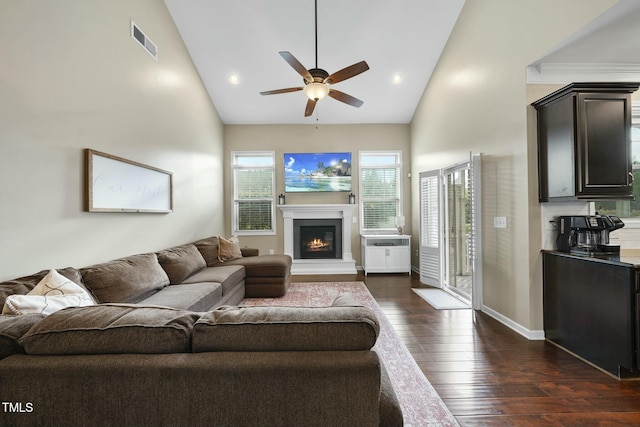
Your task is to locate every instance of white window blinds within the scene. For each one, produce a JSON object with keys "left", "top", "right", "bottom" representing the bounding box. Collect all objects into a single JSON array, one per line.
[
  {"left": 359, "top": 152, "right": 402, "bottom": 233},
  {"left": 232, "top": 152, "right": 275, "bottom": 235}
]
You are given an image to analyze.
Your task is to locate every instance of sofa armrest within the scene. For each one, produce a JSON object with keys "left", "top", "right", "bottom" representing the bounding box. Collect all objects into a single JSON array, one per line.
[{"left": 240, "top": 247, "right": 259, "bottom": 257}]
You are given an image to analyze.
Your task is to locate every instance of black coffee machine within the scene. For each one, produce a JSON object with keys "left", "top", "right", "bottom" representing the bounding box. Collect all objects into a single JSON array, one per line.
[{"left": 556, "top": 215, "right": 624, "bottom": 256}]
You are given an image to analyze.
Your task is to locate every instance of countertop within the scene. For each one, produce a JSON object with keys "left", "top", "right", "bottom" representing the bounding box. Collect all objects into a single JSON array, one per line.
[{"left": 543, "top": 250, "right": 640, "bottom": 268}]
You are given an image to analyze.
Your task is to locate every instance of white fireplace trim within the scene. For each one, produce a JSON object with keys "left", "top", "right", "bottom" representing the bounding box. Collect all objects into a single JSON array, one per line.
[{"left": 279, "top": 204, "right": 357, "bottom": 274}]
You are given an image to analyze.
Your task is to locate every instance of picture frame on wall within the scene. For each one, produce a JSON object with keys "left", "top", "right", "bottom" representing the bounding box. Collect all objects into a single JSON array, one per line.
[{"left": 84, "top": 149, "right": 173, "bottom": 213}]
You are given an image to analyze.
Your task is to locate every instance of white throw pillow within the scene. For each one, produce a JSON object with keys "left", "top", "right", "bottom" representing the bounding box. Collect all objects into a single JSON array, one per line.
[{"left": 2, "top": 269, "right": 95, "bottom": 315}]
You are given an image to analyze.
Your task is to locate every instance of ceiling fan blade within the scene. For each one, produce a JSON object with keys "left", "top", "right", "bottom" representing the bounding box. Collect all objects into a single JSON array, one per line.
[
  {"left": 328, "top": 89, "right": 364, "bottom": 108},
  {"left": 324, "top": 61, "right": 369, "bottom": 85},
  {"left": 260, "top": 87, "right": 304, "bottom": 96},
  {"left": 279, "top": 51, "right": 313, "bottom": 83},
  {"left": 304, "top": 99, "right": 317, "bottom": 117}
]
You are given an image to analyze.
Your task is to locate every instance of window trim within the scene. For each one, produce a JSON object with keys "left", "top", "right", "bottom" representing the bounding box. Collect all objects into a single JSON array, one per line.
[
  {"left": 230, "top": 151, "right": 276, "bottom": 236},
  {"left": 358, "top": 150, "right": 403, "bottom": 234}
]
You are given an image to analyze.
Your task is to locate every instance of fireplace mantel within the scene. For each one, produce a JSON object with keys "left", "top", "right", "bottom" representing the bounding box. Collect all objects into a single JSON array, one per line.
[{"left": 279, "top": 204, "right": 357, "bottom": 274}]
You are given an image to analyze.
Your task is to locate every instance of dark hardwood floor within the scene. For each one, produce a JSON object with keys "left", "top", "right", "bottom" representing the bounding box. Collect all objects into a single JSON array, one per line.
[{"left": 293, "top": 273, "right": 640, "bottom": 426}]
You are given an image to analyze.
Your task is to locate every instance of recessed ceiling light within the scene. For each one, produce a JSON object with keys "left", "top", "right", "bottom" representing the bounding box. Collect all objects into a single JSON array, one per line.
[
  {"left": 228, "top": 74, "right": 240, "bottom": 85},
  {"left": 392, "top": 74, "right": 403, "bottom": 84}
]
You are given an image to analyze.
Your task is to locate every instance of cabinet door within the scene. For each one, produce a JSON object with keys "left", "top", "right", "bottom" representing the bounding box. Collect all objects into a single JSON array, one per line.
[
  {"left": 387, "top": 247, "right": 410, "bottom": 271},
  {"left": 576, "top": 92, "right": 633, "bottom": 199},
  {"left": 537, "top": 95, "right": 576, "bottom": 200},
  {"left": 366, "top": 247, "right": 387, "bottom": 271}
]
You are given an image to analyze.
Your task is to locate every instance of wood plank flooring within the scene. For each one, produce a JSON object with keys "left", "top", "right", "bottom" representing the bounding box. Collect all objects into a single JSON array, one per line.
[{"left": 293, "top": 273, "right": 640, "bottom": 426}]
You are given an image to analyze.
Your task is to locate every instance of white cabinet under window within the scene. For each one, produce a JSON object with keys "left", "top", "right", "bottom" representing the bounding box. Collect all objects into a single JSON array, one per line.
[{"left": 361, "top": 235, "right": 411, "bottom": 275}]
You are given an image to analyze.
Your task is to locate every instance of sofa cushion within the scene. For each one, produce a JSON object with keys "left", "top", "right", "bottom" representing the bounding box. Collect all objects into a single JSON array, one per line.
[
  {"left": 0, "top": 267, "right": 87, "bottom": 308},
  {"left": 181, "top": 265, "right": 245, "bottom": 296},
  {"left": 0, "top": 314, "right": 45, "bottom": 359},
  {"left": 221, "top": 254, "right": 291, "bottom": 278},
  {"left": 218, "top": 235, "right": 242, "bottom": 262},
  {"left": 80, "top": 254, "right": 170, "bottom": 303},
  {"left": 193, "top": 236, "right": 221, "bottom": 267},
  {"left": 192, "top": 296, "right": 379, "bottom": 352},
  {"left": 139, "top": 283, "right": 222, "bottom": 312},
  {"left": 156, "top": 244, "right": 206, "bottom": 285},
  {"left": 20, "top": 304, "right": 199, "bottom": 355}
]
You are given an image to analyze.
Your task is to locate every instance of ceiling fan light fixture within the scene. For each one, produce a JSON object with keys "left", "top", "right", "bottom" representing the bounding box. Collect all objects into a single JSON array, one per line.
[{"left": 303, "top": 82, "right": 329, "bottom": 101}]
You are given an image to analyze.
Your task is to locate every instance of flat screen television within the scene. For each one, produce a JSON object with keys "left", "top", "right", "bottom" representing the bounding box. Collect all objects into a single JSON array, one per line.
[{"left": 284, "top": 152, "right": 352, "bottom": 192}]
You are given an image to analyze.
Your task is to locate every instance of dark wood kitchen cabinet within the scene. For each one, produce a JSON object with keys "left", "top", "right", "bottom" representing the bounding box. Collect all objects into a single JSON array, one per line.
[
  {"left": 543, "top": 251, "right": 639, "bottom": 378},
  {"left": 532, "top": 82, "right": 639, "bottom": 202}
]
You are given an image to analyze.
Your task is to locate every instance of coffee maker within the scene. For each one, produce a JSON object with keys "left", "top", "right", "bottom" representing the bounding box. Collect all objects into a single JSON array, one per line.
[{"left": 556, "top": 215, "right": 624, "bottom": 256}]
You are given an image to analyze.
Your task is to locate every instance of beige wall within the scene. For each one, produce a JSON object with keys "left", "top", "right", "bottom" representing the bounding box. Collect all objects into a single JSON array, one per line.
[
  {"left": 224, "top": 124, "right": 411, "bottom": 265},
  {"left": 0, "top": 0, "right": 225, "bottom": 281},
  {"left": 410, "top": 0, "right": 617, "bottom": 334}
]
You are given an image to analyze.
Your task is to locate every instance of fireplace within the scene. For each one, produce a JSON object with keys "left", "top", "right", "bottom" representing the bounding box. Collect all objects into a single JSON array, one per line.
[
  {"left": 279, "top": 204, "right": 357, "bottom": 274},
  {"left": 294, "top": 219, "right": 342, "bottom": 260}
]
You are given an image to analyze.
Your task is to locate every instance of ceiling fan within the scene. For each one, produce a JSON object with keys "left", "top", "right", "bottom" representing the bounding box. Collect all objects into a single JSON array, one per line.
[{"left": 260, "top": 0, "right": 369, "bottom": 117}]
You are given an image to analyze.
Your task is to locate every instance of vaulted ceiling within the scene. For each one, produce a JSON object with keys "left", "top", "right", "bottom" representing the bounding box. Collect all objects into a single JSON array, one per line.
[
  {"left": 164, "top": 0, "right": 640, "bottom": 125},
  {"left": 164, "top": 0, "right": 465, "bottom": 124}
]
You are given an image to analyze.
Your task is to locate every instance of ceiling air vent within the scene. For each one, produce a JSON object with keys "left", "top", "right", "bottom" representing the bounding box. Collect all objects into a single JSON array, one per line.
[{"left": 131, "top": 20, "right": 157, "bottom": 60}]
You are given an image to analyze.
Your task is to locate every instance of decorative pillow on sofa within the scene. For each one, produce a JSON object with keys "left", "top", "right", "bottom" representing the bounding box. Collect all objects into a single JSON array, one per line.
[
  {"left": 218, "top": 236, "right": 242, "bottom": 262},
  {"left": 80, "top": 253, "right": 170, "bottom": 303},
  {"left": 192, "top": 298, "right": 380, "bottom": 352},
  {"left": 0, "top": 266, "right": 86, "bottom": 308},
  {"left": 156, "top": 244, "right": 207, "bottom": 285},
  {"left": 2, "top": 269, "right": 95, "bottom": 315},
  {"left": 19, "top": 304, "right": 200, "bottom": 355}
]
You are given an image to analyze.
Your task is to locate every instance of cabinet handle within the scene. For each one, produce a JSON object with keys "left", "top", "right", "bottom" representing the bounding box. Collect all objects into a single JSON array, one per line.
[{"left": 629, "top": 172, "right": 635, "bottom": 185}]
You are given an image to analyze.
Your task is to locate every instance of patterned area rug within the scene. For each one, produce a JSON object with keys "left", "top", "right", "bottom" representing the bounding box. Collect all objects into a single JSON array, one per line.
[{"left": 241, "top": 282, "right": 459, "bottom": 427}]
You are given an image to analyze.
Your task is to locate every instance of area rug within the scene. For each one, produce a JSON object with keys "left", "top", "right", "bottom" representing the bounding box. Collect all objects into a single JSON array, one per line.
[
  {"left": 412, "top": 288, "right": 470, "bottom": 310},
  {"left": 241, "top": 282, "right": 459, "bottom": 427}
]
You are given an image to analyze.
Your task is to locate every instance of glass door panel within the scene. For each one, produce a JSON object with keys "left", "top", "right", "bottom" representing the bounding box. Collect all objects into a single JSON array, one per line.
[{"left": 444, "top": 166, "right": 472, "bottom": 301}]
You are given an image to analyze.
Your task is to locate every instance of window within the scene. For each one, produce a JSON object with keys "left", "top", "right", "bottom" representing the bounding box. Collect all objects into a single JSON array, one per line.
[
  {"left": 359, "top": 151, "right": 402, "bottom": 233},
  {"left": 231, "top": 152, "right": 275, "bottom": 235},
  {"left": 595, "top": 114, "right": 640, "bottom": 218}
]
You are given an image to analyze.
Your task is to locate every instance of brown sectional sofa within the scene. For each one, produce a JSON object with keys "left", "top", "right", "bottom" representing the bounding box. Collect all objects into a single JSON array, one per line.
[
  {"left": 0, "top": 297, "right": 403, "bottom": 426},
  {"left": 0, "top": 236, "right": 291, "bottom": 313},
  {"left": 0, "top": 237, "right": 404, "bottom": 426}
]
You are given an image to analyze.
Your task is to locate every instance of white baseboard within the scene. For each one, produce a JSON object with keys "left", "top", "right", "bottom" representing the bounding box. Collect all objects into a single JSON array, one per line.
[{"left": 481, "top": 304, "right": 545, "bottom": 341}]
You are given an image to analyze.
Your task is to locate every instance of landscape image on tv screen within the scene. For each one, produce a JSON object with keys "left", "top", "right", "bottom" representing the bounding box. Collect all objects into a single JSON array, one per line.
[{"left": 284, "top": 152, "right": 352, "bottom": 192}]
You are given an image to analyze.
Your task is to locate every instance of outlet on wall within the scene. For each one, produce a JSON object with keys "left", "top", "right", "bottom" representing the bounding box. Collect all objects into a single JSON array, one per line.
[
  {"left": 493, "top": 216, "right": 508, "bottom": 229},
  {"left": 269, "top": 249, "right": 274, "bottom": 255}
]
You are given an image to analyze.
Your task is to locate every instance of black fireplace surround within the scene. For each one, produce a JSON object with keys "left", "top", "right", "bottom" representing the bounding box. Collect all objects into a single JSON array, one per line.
[{"left": 293, "top": 219, "right": 343, "bottom": 260}]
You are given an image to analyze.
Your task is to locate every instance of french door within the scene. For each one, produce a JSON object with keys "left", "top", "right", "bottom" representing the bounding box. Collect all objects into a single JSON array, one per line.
[
  {"left": 443, "top": 162, "right": 472, "bottom": 302},
  {"left": 419, "top": 170, "right": 441, "bottom": 287},
  {"left": 419, "top": 154, "right": 482, "bottom": 309}
]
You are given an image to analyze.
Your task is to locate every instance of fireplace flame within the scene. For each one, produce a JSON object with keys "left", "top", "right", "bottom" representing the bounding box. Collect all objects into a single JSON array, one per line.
[{"left": 306, "top": 238, "right": 331, "bottom": 251}]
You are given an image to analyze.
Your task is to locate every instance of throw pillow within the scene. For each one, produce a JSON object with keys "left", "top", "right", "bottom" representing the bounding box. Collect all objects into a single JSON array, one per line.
[
  {"left": 2, "top": 269, "right": 95, "bottom": 315},
  {"left": 218, "top": 236, "right": 242, "bottom": 262}
]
